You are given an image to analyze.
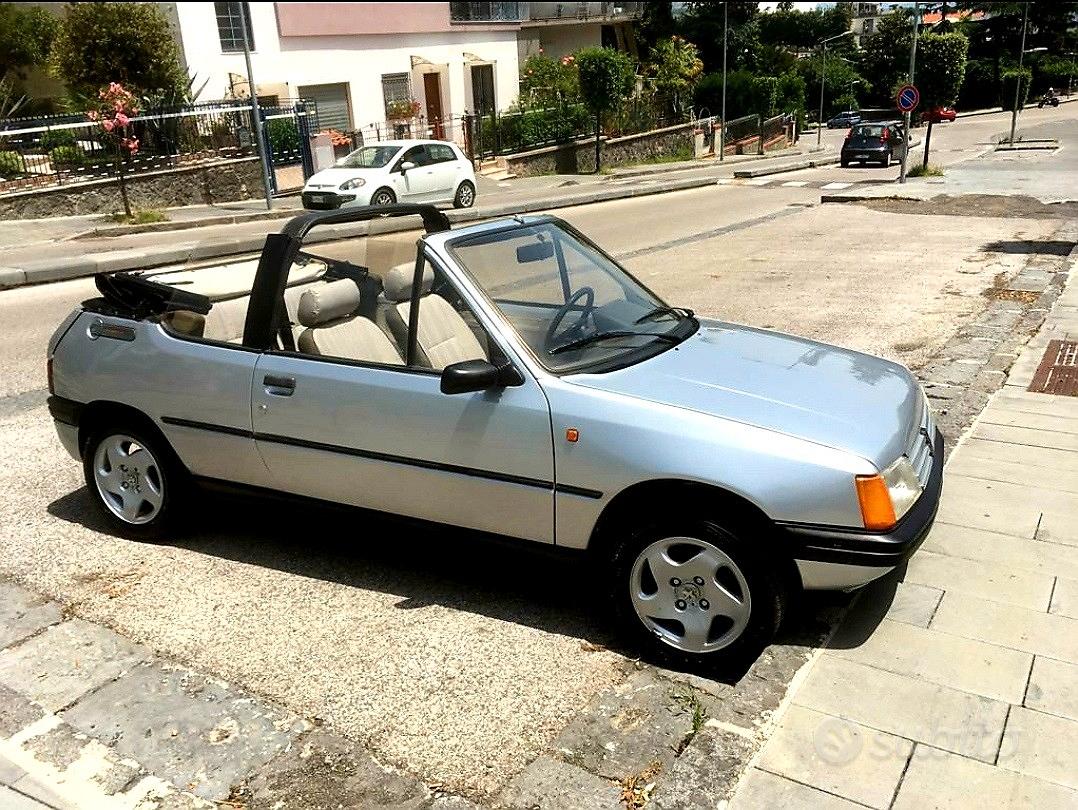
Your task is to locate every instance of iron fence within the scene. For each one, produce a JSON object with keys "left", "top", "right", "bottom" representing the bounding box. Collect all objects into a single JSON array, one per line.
[{"left": 0, "top": 99, "right": 313, "bottom": 196}]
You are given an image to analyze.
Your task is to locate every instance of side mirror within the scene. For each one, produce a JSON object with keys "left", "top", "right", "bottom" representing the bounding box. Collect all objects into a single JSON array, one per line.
[
  {"left": 440, "top": 359, "right": 520, "bottom": 394},
  {"left": 400, "top": 161, "right": 416, "bottom": 173}
]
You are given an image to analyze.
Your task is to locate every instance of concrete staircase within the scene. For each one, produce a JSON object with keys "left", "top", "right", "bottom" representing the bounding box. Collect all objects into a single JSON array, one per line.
[{"left": 476, "top": 157, "right": 517, "bottom": 182}]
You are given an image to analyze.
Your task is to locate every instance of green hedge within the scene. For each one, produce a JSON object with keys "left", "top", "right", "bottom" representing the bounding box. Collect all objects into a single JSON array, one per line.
[
  {"left": 476, "top": 104, "right": 590, "bottom": 155},
  {"left": 0, "top": 150, "right": 24, "bottom": 177},
  {"left": 1000, "top": 67, "right": 1032, "bottom": 112},
  {"left": 49, "top": 145, "right": 85, "bottom": 169}
]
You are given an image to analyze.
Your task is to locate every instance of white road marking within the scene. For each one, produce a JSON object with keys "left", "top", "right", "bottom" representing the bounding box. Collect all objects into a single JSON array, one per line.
[
  {"left": 781, "top": 181, "right": 809, "bottom": 187},
  {"left": 821, "top": 182, "right": 853, "bottom": 190},
  {"left": 715, "top": 178, "right": 735, "bottom": 185},
  {"left": 743, "top": 178, "right": 774, "bottom": 186}
]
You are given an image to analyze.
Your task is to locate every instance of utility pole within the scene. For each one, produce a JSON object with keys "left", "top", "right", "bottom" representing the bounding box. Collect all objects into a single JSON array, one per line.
[
  {"left": 720, "top": 1, "right": 728, "bottom": 161},
  {"left": 1008, "top": 2, "right": 1029, "bottom": 145},
  {"left": 899, "top": 1, "right": 920, "bottom": 184},
  {"left": 239, "top": 1, "right": 273, "bottom": 210}
]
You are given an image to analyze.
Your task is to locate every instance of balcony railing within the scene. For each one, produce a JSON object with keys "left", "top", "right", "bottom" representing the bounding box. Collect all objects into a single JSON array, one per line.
[
  {"left": 449, "top": 2, "right": 523, "bottom": 22},
  {"left": 525, "top": 2, "right": 643, "bottom": 22}
]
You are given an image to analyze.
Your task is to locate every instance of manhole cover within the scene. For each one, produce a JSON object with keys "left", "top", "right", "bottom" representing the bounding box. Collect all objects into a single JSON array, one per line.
[{"left": 1029, "top": 339, "right": 1078, "bottom": 396}]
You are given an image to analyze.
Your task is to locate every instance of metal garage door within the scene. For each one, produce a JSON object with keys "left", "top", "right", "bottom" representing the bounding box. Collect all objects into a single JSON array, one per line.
[{"left": 298, "top": 83, "right": 351, "bottom": 132}]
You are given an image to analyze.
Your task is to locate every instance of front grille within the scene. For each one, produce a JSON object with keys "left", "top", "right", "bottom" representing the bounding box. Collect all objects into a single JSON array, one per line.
[{"left": 907, "top": 400, "right": 935, "bottom": 487}]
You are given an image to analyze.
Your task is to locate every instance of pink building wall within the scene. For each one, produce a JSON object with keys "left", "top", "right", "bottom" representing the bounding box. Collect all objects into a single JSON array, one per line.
[{"left": 275, "top": 2, "right": 519, "bottom": 36}]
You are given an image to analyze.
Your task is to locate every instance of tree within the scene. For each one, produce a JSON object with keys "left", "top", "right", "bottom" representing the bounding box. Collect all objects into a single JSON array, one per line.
[
  {"left": 677, "top": 2, "right": 760, "bottom": 73},
  {"left": 857, "top": 8, "right": 914, "bottom": 107},
  {"left": 917, "top": 32, "right": 969, "bottom": 168},
  {"left": 797, "top": 52, "right": 863, "bottom": 120},
  {"left": 1000, "top": 67, "right": 1031, "bottom": 112},
  {"left": 0, "top": 3, "right": 57, "bottom": 82},
  {"left": 576, "top": 47, "right": 635, "bottom": 171},
  {"left": 520, "top": 51, "right": 580, "bottom": 109},
  {"left": 647, "top": 36, "right": 704, "bottom": 119},
  {"left": 635, "top": 1, "right": 675, "bottom": 61},
  {"left": 49, "top": 2, "right": 186, "bottom": 103},
  {"left": 87, "top": 82, "right": 141, "bottom": 217}
]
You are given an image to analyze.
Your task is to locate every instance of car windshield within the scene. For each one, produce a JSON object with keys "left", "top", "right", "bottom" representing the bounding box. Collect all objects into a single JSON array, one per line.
[
  {"left": 449, "top": 221, "right": 696, "bottom": 373},
  {"left": 336, "top": 145, "right": 400, "bottom": 169}
]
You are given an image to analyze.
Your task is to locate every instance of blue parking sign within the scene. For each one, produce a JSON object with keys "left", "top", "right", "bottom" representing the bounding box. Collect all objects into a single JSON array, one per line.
[{"left": 897, "top": 84, "right": 920, "bottom": 113}]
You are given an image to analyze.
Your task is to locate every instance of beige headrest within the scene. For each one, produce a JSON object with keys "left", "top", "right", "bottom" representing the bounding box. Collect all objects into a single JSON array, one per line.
[
  {"left": 297, "top": 278, "right": 361, "bottom": 327},
  {"left": 382, "top": 262, "right": 433, "bottom": 303}
]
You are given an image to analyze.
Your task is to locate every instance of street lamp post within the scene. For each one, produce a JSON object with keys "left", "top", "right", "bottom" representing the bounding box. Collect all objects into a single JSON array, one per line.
[
  {"left": 899, "top": 1, "right": 920, "bottom": 184},
  {"left": 720, "top": 1, "right": 728, "bottom": 162},
  {"left": 848, "top": 78, "right": 862, "bottom": 112},
  {"left": 1008, "top": 3, "right": 1030, "bottom": 145},
  {"left": 239, "top": 1, "right": 273, "bottom": 210},
  {"left": 817, "top": 30, "right": 854, "bottom": 149}
]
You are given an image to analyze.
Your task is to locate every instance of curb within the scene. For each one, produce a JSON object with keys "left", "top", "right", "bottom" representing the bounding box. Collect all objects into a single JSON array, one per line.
[
  {"left": 608, "top": 146, "right": 806, "bottom": 180},
  {"left": 1, "top": 173, "right": 727, "bottom": 290},
  {"left": 78, "top": 207, "right": 300, "bottom": 239},
  {"left": 733, "top": 155, "right": 840, "bottom": 178}
]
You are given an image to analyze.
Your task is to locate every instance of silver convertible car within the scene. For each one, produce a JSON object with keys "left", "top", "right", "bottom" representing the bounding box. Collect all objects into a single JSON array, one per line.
[{"left": 47, "top": 205, "right": 943, "bottom": 668}]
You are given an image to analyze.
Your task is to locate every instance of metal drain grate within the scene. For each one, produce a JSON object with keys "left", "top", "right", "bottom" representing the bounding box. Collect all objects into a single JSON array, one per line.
[{"left": 1029, "top": 339, "right": 1078, "bottom": 396}]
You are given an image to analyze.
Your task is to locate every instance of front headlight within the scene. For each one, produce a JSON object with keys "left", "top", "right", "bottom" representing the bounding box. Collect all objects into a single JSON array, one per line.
[
  {"left": 340, "top": 178, "right": 366, "bottom": 190},
  {"left": 855, "top": 456, "right": 923, "bottom": 531}
]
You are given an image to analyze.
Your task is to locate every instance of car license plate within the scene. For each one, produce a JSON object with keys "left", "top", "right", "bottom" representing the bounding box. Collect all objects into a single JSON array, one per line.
[
  {"left": 310, "top": 194, "right": 325, "bottom": 203},
  {"left": 855, "top": 154, "right": 868, "bottom": 159}
]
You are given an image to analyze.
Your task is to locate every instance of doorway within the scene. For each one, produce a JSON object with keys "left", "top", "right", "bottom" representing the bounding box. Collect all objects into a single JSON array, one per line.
[
  {"left": 470, "top": 64, "right": 495, "bottom": 117},
  {"left": 423, "top": 73, "right": 445, "bottom": 140}
]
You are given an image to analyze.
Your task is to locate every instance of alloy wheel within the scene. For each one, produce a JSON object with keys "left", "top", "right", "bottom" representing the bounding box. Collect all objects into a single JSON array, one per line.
[
  {"left": 92, "top": 434, "right": 164, "bottom": 525},
  {"left": 629, "top": 536, "right": 751, "bottom": 654}
]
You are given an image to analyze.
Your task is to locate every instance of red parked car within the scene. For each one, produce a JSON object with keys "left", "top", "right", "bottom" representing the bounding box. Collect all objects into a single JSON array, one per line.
[{"left": 922, "top": 107, "right": 956, "bottom": 124}]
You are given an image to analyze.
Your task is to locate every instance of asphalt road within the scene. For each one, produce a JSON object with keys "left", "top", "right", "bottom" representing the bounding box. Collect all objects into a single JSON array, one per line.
[{"left": 0, "top": 103, "right": 1074, "bottom": 800}]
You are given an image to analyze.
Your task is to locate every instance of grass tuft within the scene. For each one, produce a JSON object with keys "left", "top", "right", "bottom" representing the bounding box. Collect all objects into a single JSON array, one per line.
[
  {"left": 107, "top": 209, "right": 169, "bottom": 225},
  {"left": 907, "top": 163, "right": 944, "bottom": 177}
]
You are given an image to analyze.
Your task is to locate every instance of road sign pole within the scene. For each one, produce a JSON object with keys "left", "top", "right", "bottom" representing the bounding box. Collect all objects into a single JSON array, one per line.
[{"left": 899, "top": 1, "right": 920, "bottom": 184}]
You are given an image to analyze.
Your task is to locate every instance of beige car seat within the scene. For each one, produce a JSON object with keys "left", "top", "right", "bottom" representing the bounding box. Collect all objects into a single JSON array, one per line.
[
  {"left": 380, "top": 263, "right": 487, "bottom": 371},
  {"left": 296, "top": 278, "right": 404, "bottom": 366}
]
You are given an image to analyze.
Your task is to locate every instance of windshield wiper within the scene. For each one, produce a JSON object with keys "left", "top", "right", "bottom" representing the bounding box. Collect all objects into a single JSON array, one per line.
[
  {"left": 549, "top": 330, "right": 680, "bottom": 356},
  {"left": 634, "top": 306, "right": 695, "bottom": 325}
]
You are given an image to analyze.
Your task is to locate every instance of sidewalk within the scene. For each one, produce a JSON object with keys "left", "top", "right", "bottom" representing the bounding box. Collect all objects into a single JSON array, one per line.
[{"left": 728, "top": 252, "right": 1078, "bottom": 808}]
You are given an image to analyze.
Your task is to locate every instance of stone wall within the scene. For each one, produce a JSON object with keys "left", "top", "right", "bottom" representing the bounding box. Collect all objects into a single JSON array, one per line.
[
  {"left": 0, "top": 157, "right": 266, "bottom": 220},
  {"left": 504, "top": 123, "right": 695, "bottom": 177}
]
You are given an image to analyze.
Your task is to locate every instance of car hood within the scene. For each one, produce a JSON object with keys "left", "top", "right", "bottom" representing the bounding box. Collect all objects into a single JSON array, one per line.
[
  {"left": 305, "top": 168, "right": 382, "bottom": 187},
  {"left": 569, "top": 319, "right": 921, "bottom": 468}
]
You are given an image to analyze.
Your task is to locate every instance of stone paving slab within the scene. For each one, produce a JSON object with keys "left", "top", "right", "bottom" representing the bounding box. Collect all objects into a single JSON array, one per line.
[
  {"left": 647, "top": 724, "right": 755, "bottom": 810},
  {"left": 729, "top": 766, "right": 863, "bottom": 809},
  {"left": 880, "top": 581, "right": 943, "bottom": 628},
  {"left": 0, "top": 583, "right": 61, "bottom": 650},
  {"left": 943, "top": 453, "right": 1078, "bottom": 494},
  {"left": 1025, "top": 656, "right": 1078, "bottom": 722},
  {"left": 793, "top": 656, "right": 1008, "bottom": 762},
  {"left": 999, "top": 706, "right": 1078, "bottom": 790},
  {"left": 923, "top": 522, "right": 1078, "bottom": 581},
  {"left": 827, "top": 617, "right": 1032, "bottom": 704},
  {"left": 893, "top": 745, "right": 1077, "bottom": 809},
  {"left": 1050, "top": 577, "right": 1078, "bottom": 619},
  {"left": 61, "top": 660, "right": 308, "bottom": 801},
  {"left": 953, "top": 435, "right": 1078, "bottom": 474},
  {"left": 497, "top": 756, "right": 622, "bottom": 810},
  {"left": 970, "top": 422, "right": 1078, "bottom": 453},
  {"left": 903, "top": 549, "right": 1054, "bottom": 610},
  {"left": 0, "top": 620, "right": 150, "bottom": 712},
  {"left": 931, "top": 591, "right": 1078, "bottom": 664},
  {"left": 753, "top": 704, "right": 912, "bottom": 809},
  {"left": 0, "top": 784, "right": 52, "bottom": 810}
]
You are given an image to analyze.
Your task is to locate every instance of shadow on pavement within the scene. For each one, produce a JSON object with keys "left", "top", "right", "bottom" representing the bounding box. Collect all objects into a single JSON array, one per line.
[
  {"left": 983, "top": 239, "right": 1076, "bottom": 256},
  {"left": 47, "top": 485, "right": 846, "bottom": 684},
  {"left": 821, "top": 564, "right": 906, "bottom": 650}
]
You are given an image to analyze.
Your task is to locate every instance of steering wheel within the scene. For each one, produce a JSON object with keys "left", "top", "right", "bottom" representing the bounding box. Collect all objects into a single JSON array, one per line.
[{"left": 545, "top": 286, "right": 596, "bottom": 350}]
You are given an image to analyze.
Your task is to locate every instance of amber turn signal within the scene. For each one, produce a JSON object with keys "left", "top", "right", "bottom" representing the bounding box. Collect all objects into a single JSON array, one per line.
[{"left": 855, "top": 474, "right": 897, "bottom": 531}]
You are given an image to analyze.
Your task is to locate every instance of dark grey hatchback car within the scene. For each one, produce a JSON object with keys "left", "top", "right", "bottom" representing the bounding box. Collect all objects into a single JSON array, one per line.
[{"left": 840, "top": 122, "right": 906, "bottom": 168}]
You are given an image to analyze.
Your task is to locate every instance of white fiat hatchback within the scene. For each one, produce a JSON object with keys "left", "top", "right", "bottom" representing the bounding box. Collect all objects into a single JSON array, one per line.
[{"left": 301, "top": 140, "right": 477, "bottom": 211}]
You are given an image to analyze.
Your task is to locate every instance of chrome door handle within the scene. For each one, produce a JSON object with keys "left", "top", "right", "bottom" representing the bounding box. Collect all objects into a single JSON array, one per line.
[{"left": 263, "top": 374, "right": 295, "bottom": 396}]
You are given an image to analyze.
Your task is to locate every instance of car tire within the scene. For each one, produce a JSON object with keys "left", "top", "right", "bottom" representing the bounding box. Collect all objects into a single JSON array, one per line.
[
  {"left": 453, "top": 180, "right": 476, "bottom": 209},
  {"left": 82, "top": 424, "right": 185, "bottom": 540},
  {"left": 840, "top": 159, "right": 849, "bottom": 168},
  {"left": 608, "top": 517, "right": 786, "bottom": 672},
  {"left": 370, "top": 188, "right": 396, "bottom": 207}
]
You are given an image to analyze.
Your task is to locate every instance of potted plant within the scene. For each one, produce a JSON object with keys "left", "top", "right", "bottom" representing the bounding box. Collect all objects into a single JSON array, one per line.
[{"left": 386, "top": 98, "right": 421, "bottom": 121}]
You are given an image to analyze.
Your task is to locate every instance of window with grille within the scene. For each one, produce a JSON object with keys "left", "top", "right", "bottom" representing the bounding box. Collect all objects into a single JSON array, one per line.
[
  {"left": 215, "top": 2, "right": 254, "bottom": 53},
  {"left": 381, "top": 73, "right": 412, "bottom": 117}
]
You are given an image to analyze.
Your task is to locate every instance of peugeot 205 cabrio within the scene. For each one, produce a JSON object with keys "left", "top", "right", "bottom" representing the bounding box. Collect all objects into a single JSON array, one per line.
[{"left": 47, "top": 205, "right": 942, "bottom": 668}]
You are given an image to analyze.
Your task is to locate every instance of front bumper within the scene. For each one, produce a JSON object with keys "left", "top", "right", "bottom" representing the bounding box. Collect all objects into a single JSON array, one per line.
[
  {"left": 780, "top": 427, "right": 945, "bottom": 589},
  {"left": 301, "top": 191, "right": 358, "bottom": 210}
]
